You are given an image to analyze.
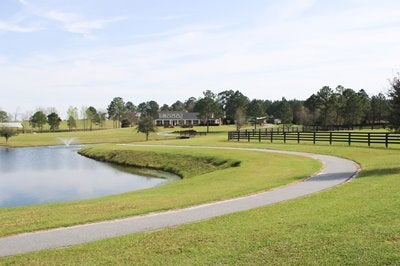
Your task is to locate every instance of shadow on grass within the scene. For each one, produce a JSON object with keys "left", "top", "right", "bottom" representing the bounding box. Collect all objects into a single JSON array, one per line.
[
  {"left": 304, "top": 168, "right": 400, "bottom": 183},
  {"left": 306, "top": 172, "right": 357, "bottom": 182},
  {"left": 358, "top": 168, "right": 400, "bottom": 178}
]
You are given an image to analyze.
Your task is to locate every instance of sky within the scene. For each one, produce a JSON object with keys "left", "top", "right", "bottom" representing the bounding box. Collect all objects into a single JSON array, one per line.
[{"left": 1, "top": 0, "right": 400, "bottom": 119}]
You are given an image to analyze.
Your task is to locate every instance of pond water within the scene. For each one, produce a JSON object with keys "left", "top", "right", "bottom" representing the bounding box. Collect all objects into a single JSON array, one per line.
[{"left": 0, "top": 146, "right": 179, "bottom": 208}]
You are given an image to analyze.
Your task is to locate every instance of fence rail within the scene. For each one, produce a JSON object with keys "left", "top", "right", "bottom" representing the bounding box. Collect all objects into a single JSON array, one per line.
[{"left": 228, "top": 129, "right": 400, "bottom": 148}]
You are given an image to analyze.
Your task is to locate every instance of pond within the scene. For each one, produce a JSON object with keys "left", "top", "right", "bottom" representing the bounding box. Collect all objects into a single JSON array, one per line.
[{"left": 0, "top": 146, "right": 179, "bottom": 208}]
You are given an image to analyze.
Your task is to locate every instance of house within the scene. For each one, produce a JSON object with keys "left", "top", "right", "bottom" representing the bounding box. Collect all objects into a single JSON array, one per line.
[
  {"left": 155, "top": 111, "right": 200, "bottom": 127},
  {"left": 155, "top": 111, "right": 221, "bottom": 127}
]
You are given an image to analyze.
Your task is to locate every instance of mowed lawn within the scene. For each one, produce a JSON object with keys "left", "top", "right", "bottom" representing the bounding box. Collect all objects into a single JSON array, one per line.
[
  {"left": 0, "top": 125, "right": 236, "bottom": 147},
  {"left": 1, "top": 129, "right": 399, "bottom": 264},
  {"left": 0, "top": 127, "right": 166, "bottom": 147}
]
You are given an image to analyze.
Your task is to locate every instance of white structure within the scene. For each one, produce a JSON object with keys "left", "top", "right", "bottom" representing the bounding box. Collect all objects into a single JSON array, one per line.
[
  {"left": 155, "top": 111, "right": 221, "bottom": 127},
  {"left": 0, "top": 122, "right": 23, "bottom": 128},
  {"left": 155, "top": 111, "right": 200, "bottom": 126}
]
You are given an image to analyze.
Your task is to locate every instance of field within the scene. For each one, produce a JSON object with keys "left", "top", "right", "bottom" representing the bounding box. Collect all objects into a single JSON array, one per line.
[
  {"left": 1, "top": 126, "right": 399, "bottom": 264},
  {"left": 20, "top": 119, "right": 116, "bottom": 132},
  {"left": 0, "top": 124, "right": 236, "bottom": 147},
  {"left": 0, "top": 127, "right": 157, "bottom": 147}
]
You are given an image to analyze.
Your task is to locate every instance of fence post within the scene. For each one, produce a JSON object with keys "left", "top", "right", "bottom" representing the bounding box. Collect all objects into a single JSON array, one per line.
[
  {"left": 265, "top": 128, "right": 268, "bottom": 140},
  {"left": 329, "top": 132, "right": 332, "bottom": 145},
  {"left": 313, "top": 132, "right": 316, "bottom": 144},
  {"left": 385, "top": 133, "right": 388, "bottom": 148},
  {"left": 237, "top": 130, "right": 240, "bottom": 142},
  {"left": 348, "top": 132, "right": 351, "bottom": 146},
  {"left": 271, "top": 130, "right": 273, "bottom": 143},
  {"left": 246, "top": 130, "right": 250, "bottom": 142},
  {"left": 368, "top": 133, "right": 371, "bottom": 147},
  {"left": 284, "top": 131, "right": 286, "bottom": 143},
  {"left": 297, "top": 132, "right": 300, "bottom": 144},
  {"left": 259, "top": 129, "right": 261, "bottom": 143}
]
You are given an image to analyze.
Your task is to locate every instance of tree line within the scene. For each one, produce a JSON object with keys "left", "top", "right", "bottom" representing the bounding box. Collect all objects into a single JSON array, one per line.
[
  {"left": 1, "top": 75, "right": 400, "bottom": 133},
  {"left": 101, "top": 81, "right": 398, "bottom": 132}
]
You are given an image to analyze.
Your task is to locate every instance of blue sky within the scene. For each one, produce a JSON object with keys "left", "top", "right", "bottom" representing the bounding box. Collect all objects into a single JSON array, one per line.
[{"left": 1, "top": 0, "right": 400, "bottom": 118}]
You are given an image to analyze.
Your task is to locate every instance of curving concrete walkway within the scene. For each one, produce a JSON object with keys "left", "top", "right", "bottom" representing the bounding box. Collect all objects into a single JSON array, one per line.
[{"left": 0, "top": 146, "right": 359, "bottom": 257}]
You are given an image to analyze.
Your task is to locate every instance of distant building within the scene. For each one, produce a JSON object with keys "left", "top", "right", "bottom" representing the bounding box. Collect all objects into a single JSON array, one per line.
[
  {"left": 155, "top": 111, "right": 200, "bottom": 127},
  {"left": 0, "top": 122, "right": 23, "bottom": 128},
  {"left": 155, "top": 111, "right": 221, "bottom": 127},
  {"left": 273, "top": 118, "right": 282, "bottom": 124}
]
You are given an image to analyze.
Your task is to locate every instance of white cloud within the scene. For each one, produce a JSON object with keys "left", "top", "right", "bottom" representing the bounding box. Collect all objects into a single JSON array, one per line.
[
  {"left": 17, "top": 0, "right": 126, "bottom": 36},
  {"left": 277, "top": 0, "right": 318, "bottom": 20},
  {"left": 44, "top": 10, "right": 126, "bottom": 36},
  {"left": 157, "top": 14, "right": 189, "bottom": 21},
  {"left": 0, "top": 20, "right": 39, "bottom": 32}
]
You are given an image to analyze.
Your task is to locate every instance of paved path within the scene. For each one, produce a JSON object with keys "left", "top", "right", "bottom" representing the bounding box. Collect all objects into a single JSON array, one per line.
[{"left": 0, "top": 146, "right": 359, "bottom": 257}]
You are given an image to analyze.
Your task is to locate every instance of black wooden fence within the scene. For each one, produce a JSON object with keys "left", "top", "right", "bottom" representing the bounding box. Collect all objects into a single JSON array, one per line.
[{"left": 228, "top": 129, "right": 400, "bottom": 148}]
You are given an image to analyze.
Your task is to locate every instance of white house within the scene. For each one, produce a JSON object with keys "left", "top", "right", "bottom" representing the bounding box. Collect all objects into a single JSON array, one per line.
[
  {"left": 155, "top": 111, "right": 200, "bottom": 126},
  {"left": 155, "top": 111, "right": 221, "bottom": 127}
]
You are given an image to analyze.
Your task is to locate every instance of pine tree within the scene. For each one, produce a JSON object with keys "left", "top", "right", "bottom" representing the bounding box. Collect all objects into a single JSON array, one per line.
[
  {"left": 388, "top": 76, "right": 400, "bottom": 132},
  {"left": 29, "top": 111, "right": 47, "bottom": 132},
  {"left": 137, "top": 116, "right": 157, "bottom": 141},
  {"left": 47, "top": 112, "right": 61, "bottom": 131}
]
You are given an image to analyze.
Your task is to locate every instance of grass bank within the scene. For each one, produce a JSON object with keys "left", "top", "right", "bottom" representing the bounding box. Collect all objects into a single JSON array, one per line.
[
  {"left": 78, "top": 145, "right": 241, "bottom": 178},
  {"left": 0, "top": 144, "right": 319, "bottom": 237},
  {"left": 3, "top": 142, "right": 399, "bottom": 265},
  {"left": 0, "top": 128, "right": 166, "bottom": 147}
]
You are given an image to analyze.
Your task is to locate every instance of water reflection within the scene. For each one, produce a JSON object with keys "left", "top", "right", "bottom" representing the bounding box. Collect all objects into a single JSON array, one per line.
[{"left": 0, "top": 146, "right": 179, "bottom": 208}]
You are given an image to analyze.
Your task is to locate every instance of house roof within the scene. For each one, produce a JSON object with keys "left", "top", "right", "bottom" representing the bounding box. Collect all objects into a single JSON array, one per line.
[
  {"left": 157, "top": 111, "right": 200, "bottom": 120},
  {"left": 183, "top": 112, "right": 199, "bottom": 119}
]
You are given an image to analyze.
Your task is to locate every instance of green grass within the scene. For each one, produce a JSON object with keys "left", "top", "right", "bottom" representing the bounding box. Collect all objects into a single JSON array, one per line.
[
  {"left": 0, "top": 144, "right": 319, "bottom": 237},
  {"left": 78, "top": 145, "right": 241, "bottom": 178},
  {"left": 0, "top": 125, "right": 238, "bottom": 147},
  {"left": 2, "top": 123, "right": 393, "bottom": 148},
  {"left": 0, "top": 128, "right": 169, "bottom": 147},
  {"left": 2, "top": 142, "right": 399, "bottom": 265},
  {"left": 1, "top": 130, "right": 399, "bottom": 264}
]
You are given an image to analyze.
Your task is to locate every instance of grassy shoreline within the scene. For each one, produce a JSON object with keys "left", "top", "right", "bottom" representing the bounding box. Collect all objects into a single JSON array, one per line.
[
  {"left": 78, "top": 145, "right": 241, "bottom": 178},
  {"left": 0, "top": 144, "right": 319, "bottom": 237}
]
